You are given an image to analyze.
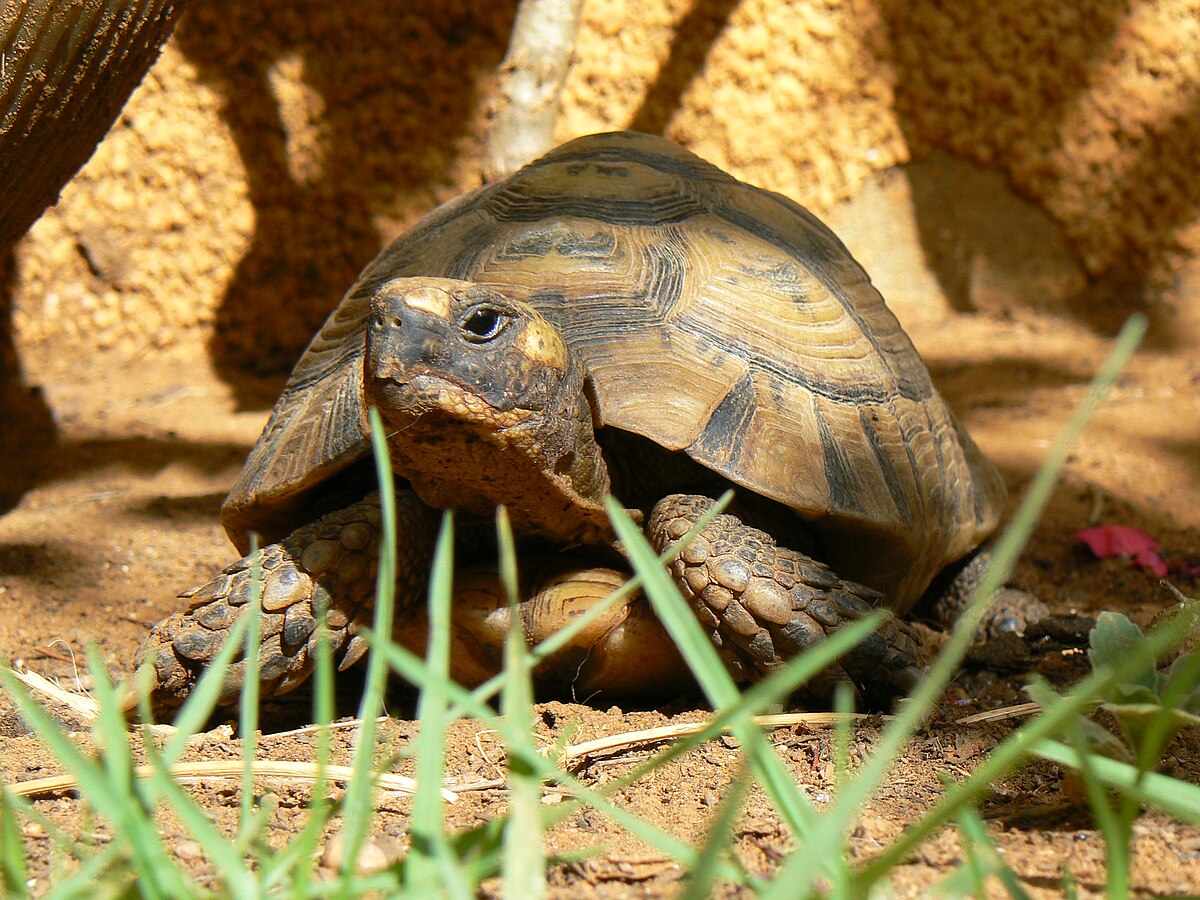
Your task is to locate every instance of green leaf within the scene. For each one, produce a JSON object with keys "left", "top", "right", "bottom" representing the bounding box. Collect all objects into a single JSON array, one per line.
[
  {"left": 1022, "top": 677, "right": 1062, "bottom": 711},
  {"left": 1088, "top": 612, "right": 1160, "bottom": 696},
  {"left": 1108, "top": 703, "right": 1199, "bottom": 757},
  {"left": 1164, "top": 648, "right": 1200, "bottom": 715},
  {"left": 1108, "top": 684, "right": 1163, "bottom": 707}
]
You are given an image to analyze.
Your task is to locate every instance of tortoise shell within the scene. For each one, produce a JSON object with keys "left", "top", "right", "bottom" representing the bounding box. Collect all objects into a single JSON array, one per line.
[{"left": 223, "top": 131, "right": 1005, "bottom": 608}]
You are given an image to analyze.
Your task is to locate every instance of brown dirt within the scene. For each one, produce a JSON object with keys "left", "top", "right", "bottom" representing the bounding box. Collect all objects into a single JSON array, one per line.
[{"left": 3, "top": 0, "right": 1200, "bottom": 894}]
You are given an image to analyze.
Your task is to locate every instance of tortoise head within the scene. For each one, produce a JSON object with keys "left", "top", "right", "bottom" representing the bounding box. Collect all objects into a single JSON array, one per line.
[
  {"left": 366, "top": 276, "right": 573, "bottom": 422},
  {"left": 364, "top": 276, "right": 613, "bottom": 544}
]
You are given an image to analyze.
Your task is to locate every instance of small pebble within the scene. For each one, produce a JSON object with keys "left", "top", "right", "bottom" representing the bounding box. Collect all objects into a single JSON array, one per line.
[
  {"left": 174, "top": 839, "right": 204, "bottom": 861},
  {"left": 320, "top": 833, "right": 390, "bottom": 873}
]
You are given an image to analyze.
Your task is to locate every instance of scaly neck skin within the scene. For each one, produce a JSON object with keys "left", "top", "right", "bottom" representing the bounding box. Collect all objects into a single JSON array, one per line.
[
  {"left": 364, "top": 276, "right": 616, "bottom": 547},
  {"left": 375, "top": 356, "right": 615, "bottom": 547}
]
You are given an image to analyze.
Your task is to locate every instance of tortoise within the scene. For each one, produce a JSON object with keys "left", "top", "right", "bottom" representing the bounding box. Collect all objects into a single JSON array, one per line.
[{"left": 133, "top": 131, "right": 1010, "bottom": 711}]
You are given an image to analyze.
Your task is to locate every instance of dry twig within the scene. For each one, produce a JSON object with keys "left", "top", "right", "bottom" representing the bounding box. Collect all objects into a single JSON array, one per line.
[
  {"left": 555, "top": 711, "right": 881, "bottom": 769},
  {"left": 9, "top": 759, "right": 457, "bottom": 802},
  {"left": 954, "top": 701, "right": 1041, "bottom": 726}
]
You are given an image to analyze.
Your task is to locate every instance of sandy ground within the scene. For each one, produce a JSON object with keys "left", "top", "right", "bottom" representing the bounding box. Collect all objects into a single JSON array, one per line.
[{"left": 2, "top": 0, "right": 1200, "bottom": 894}]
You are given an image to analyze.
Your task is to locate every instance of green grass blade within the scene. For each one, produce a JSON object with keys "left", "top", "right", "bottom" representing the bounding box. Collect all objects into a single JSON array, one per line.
[
  {"left": 936, "top": 804, "right": 1032, "bottom": 899},
  {"left": 265, "top": 617, "right": 337, "bottom": 893},
  {"left": 1033, "top": 739, "right": 1200, "bottom": 823},
  {"left": 84, "top": 641, "right": 259, "bottom": 898},
  {"left": 404, "top": 512, "right": 467, "bottom": 894},
  {"left": 93, "top": 644, "right": 248, "bottom": 896},
  {"left": 857, "top": 610, "right": 1188, "bottom": 885},
  {"left": 237, "top": 536, "right": 264, "bottom": 850},
  {"left": 444, "top": 492, "right": 734, "bottom": 721},
  {"left": 40, "top": 839, "right": 126, "bottom": 898},
  {"left": 140, "top": 747, "right": 258, "bottom": 897},
  {"left": 680, "top": 763, "right": 751, "bottom": 900},
  {"left": 311, "top": 868, "right": 405, "bottom": 896},
  {"left": 0, "top": 666, "right": 187, "bottom": 900},
  {"left": 53, "top": 656, "right": 182, "bottom": 899},
  {"left": 374, "top": 494, "right": 878, "bottom": 891},
  {"left": 379, "top": 611, "right": 879, "bottom": 890},
  {"left": 599, "top": 614, "right": 884, "bottom": 802},
  {"left": 0, "top": 796, "right": 92, "bottom": 893},
  {"left": 955, "top": 803, "right": 1031, "bottom": 900},
  {"left": 0, "top": 786, "right": 28, "bottom": 897},
  {"left": 376, "top": 562, "right": 884, "bottom": 887},
  {"left": 825, "top": 682, "right": 856, "bottom": 895},
  {"left": 604, "top": 497, "right": 818, "bottom": 841},
  {"left": 379, "top": 640, "right": 731, "bottom": 877},
  {"left": 938, "top": 813, "right": 990, "bottom": 898},
  {"left": 1064, "top": 715, "right": 1128, "bottom": 897},
  {"left": 84, "top": 645, "right": 135, "bottom": 813},
  {"left": 602, "top": 496, "right": 742, "bottom": 710},
  {"left": 497, "top": 508, "right": 546, "bottom": 900},
  {"left": 158, "top": 602, "right": 255, "bottom": 768},
  {"left": 336, "top": 407, "right": 405, "bottom": 886}
]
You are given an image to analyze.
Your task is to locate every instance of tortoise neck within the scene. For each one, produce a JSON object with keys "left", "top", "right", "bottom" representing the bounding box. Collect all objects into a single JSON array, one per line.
[{"left": 374, "top": 354, "right": 615, "bottom": 547}]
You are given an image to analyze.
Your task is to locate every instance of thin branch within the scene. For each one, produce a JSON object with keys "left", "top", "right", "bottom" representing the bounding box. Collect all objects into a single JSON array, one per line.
[
  {"left": 9, "top": 759, "right": 459, "bottom": 802},
  {"left": 484, "top": 0, "right": 586, "bottom": 181},
  {"left": 555, "top": 711, "right": 882, "bottom": 768},
  {"left": 954, "top": 702, "right": 1041, "bottom": 726}
]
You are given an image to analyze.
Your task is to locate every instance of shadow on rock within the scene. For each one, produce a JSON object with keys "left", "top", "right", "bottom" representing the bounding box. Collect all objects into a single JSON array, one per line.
[
  {"left": 172, "top": 0, "right": 519, "bottom": 407},
  {"left": 0, "top": 249, "right": 57, "bottom": 515}
]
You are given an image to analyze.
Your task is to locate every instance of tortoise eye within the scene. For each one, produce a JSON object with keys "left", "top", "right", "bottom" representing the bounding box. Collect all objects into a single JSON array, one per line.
[{"left": 461, "top": 306, "right": 509, "bottom": 343}]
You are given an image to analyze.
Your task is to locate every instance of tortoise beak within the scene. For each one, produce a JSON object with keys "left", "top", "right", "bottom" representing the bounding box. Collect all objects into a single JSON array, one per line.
[
  {"left": 364, "top": 290, "right": 455, "bottom": 420},
  {"left": 367, "top": 290, "right": 449, "bottom": 374}
]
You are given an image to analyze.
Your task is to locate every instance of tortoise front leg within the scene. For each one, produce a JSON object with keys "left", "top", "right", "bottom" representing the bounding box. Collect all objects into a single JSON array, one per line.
[
  {"left": 131, "top": 491, "right": 438, "bottom": 714},
  {"left": 647, "top": 494, "right": 924, "bottom": 707}
]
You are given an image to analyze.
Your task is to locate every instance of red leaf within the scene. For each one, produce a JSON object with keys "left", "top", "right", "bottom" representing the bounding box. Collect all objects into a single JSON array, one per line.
[{"left": 1074, "top": 525, "right": 1168, "bottom": 576}]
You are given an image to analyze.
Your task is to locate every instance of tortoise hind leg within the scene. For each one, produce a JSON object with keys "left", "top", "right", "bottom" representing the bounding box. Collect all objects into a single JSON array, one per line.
[
  {"left": 393, "top": 558, "right": 692, "bottom": 699},
  {"left": 647, "top": 494, "right": 924, "bottom": 707},
  {"left": 927, "top": 546, "right": 1051, "bottom": 638},
  {"left": 131, "top": 491, "right": 438, "bottom": 715}
]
